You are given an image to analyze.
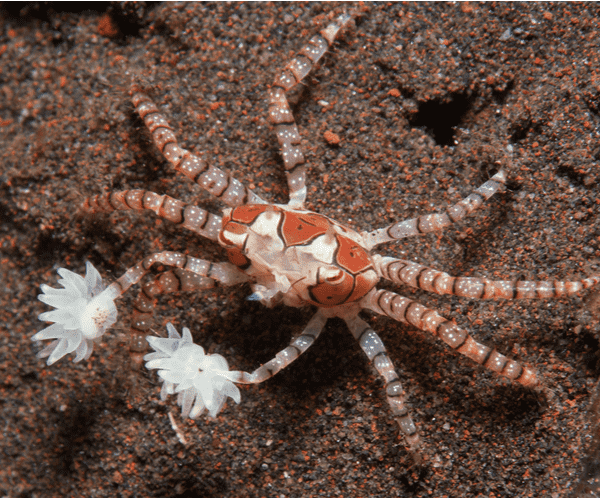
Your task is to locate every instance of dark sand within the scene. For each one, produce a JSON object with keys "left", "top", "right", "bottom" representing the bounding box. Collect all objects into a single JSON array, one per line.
[{"left": 1, "top": 3, "right": 600, "bottom": 496}]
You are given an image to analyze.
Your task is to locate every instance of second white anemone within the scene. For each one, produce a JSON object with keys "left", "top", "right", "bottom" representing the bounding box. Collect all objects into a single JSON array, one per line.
[{"left": 144, "top": 323, "right": 241, "bottom": 419}]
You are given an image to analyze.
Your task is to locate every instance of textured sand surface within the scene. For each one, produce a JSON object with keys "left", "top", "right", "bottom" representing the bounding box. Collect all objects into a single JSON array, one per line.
[{"left": 1, "top": 3, "right": 600, "bottom": 496}]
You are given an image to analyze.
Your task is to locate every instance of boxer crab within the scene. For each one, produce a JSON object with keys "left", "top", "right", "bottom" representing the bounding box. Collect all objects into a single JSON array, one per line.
[{"left": 33, "top": 13, "right": 600, "bottom": 459}]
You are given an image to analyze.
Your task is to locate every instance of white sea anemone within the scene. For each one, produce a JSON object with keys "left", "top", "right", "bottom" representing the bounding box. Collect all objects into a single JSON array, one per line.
[
  {"left": 32, "top": 262, "right": 118, "bottom": 365},
  {"left": 144, "top": 323, "right": 241, "bottom": 418}
]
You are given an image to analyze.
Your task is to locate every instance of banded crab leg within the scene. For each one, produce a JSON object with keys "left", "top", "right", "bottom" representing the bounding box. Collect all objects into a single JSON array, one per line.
[
  {"left": 131, "top": 86, "right": 266, "bottom": 207},
  {"left": 104, "top": 251, "right": 250, "bottom": 306},
  {"left": 128, "top": 269, "right": 218, "bottom": 358},
  {"left": 374, "top": 255, "right": 600, "bottom": 300},
  {"left": 343, "top": 314, "right": 422, "bottom": 460},
  {"left": 362, "top": 170, "right": 507, "bottom": 250},
  {"left": 269, "top": 13, "right": 352, "bottom": 209},
  {"left": 229, "top": 309, "right": 328, "bottom": 384},
  {"left": 361, "top": 287, "right": 540, "bottom": 389},
  {"left": 82, "top": 189, "right": 223, "bottom": 241},
  {"left": 103, "top": 251, "right": 250, "bottom": 360}
]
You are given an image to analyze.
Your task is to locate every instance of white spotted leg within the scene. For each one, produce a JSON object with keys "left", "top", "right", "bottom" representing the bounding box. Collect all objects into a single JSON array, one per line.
[
  {"left": 374, "top": 255, "right": 600, "bottom": 300},
  {"left": 82, "top": 189, "right": 223, "bottom": 241},
  {"left": 361, "top": 287, "right": 540, "bottom": 389},
  {"left": 104, "top": 251, "right": 250, "bottom": 302},
  {"left": 343, "top": 314, "right": 423, "bottom": 461},
  {"left": 103, "top": 251, "right": 250, "bottom": 366},
  {"left": 362, "top": 170, "right": 507, "bottom": 249},
  {"left": 128, "top": 269, "right": 218, "bottom": 358},
  {"left": 131, "top": 85, "right": 266, "bottom": 207},
  {"left": 268, "top": 13, "right": 353, "bottom": 209},
  {"left": 230, "top": 309, "right": 328, "bottom": 384}
]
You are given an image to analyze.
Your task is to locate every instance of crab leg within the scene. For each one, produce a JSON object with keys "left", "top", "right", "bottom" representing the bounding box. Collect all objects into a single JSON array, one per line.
[
  {"left": 374, "top": 255, "right": 600, "bottom": 300},
  {"left": 361, "top": 288, "right": 540, "bottom": 388},
  {"left": 131, "top": 86, "right": 266, "bottom": 207},
  {"left": 83, "top": 189, "right": 223, "bottom": 241},
  {"left": 128, "top": 269, "right": 218, "bottom": 354},
  {"left": 269, "top": 13, "right": 352, "bottom": 209},
  {"left": 230, "top": 309, "right": 328, "bottom": 384},
  {"left": 344, "top": 314, "right": 422, "bottom": 457},
  {"left": 103, "top": 251, "right": 250, "bottom": 358},
  {"left": 362, "top": 170, "right": 507, "bottom": 249},
  {"left": 105, "top": 251, "right": 250, "bottom": 301}
]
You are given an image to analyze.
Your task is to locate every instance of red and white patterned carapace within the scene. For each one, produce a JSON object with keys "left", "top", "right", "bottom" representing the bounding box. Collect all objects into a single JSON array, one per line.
[
  {"left": 218, "top": 204, "right": 378, "bottom": 309},
  {"left": 81, "top": 12, "right": 600, "bottom": 461}
]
